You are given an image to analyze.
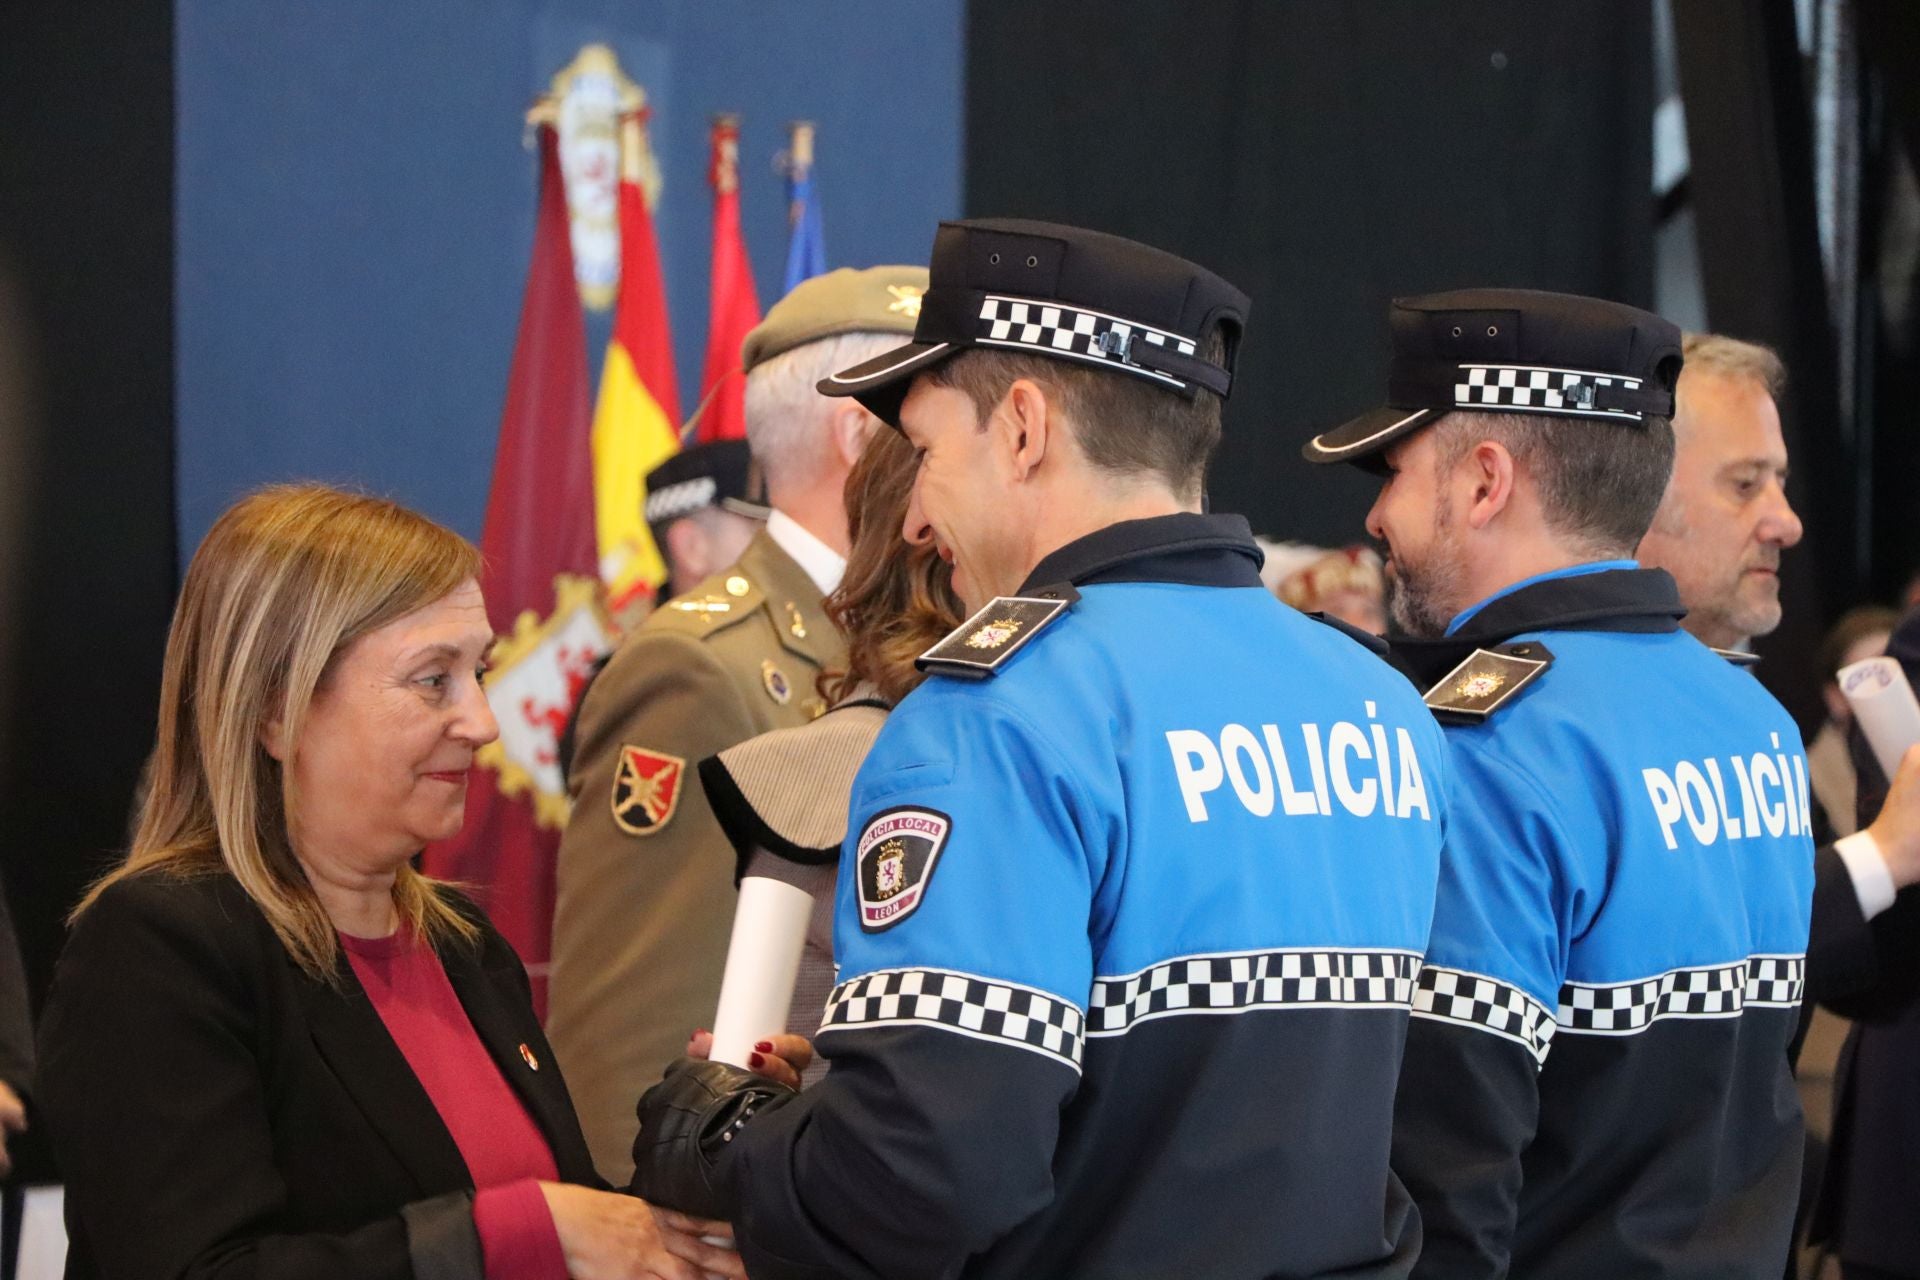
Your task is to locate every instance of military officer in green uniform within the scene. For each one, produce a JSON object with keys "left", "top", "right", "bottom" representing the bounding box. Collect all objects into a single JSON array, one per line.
[{"left": 548, "top": 265, "right": 927, "bottom": 1181}]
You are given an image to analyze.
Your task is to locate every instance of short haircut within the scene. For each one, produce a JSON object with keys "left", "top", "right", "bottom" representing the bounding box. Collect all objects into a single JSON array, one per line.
[
  {"left": 920, "top": 327, "right": 1229, "bottom": 503},
  {"left": 1681, "top": 332, "right": 1787, "bottom": 399},
  {"left": 1430, "top": 409, "right": 1676, "bottom": 555},
  {"left": 743, "top": 331, "right": 897, "bottom": 489}
]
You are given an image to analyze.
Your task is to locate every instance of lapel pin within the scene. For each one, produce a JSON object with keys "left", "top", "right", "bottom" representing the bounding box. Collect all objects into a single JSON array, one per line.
[{"left": 519, "top": 1042, "right": 540, "bottom": 1071}]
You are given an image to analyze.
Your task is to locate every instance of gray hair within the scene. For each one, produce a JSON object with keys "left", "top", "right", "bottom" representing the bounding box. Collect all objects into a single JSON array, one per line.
[
  {"left": 1430, "top": 408, "right": 1676, "bottom": 556},
  {"left": 743, "top": 331, "right": 898, "bottom": 490},
  {"left": 1681, "top": 332, "right": 1787, "bottom": 399}
]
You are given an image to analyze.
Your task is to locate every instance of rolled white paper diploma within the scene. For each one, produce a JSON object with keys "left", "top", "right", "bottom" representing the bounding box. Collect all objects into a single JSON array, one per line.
[
  {"left": 1839, "top": 656, "right": 1920, "bottom": 779},
  {"left": 709, "top": 874, "right": 815, "bottom": 1069}
]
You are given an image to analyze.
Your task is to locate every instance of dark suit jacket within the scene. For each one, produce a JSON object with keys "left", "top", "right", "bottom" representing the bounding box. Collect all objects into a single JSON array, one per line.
[
  {"left": 1807, "top": 605, "right": 1920, "bottom": 1273},
  {"left": 37, "top": 870, "right": 601, "bottom": 1280}
]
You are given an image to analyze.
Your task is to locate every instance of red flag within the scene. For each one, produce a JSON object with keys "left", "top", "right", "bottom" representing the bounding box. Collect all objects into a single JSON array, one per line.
[
  {"left": 425, "top": 122, "right": 614, "bottom": 1014},
  {"left": 694, "top": 115, "right": 761, "bottom": 443}
]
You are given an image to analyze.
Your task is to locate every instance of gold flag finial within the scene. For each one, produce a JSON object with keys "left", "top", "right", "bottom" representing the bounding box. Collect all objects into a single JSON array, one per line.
[{"left": 789, "top": 121, "right": 815, "bottom": 172}]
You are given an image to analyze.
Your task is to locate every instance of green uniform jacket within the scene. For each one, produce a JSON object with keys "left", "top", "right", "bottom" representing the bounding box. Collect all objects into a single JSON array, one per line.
[{"left": 547, "top": 530, "right": 844, "bottom": 1181}]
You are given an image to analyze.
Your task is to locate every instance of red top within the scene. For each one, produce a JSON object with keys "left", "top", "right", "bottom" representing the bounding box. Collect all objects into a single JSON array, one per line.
[{"left": 341, "top": 929, "right": 566, "bottom": 1280}]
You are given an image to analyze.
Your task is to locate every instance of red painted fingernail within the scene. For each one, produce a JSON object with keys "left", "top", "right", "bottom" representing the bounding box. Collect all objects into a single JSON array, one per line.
[
  {"left": 754, "top": 1040, "right": 773, "bottom": 1053},
  {"left": 749, "top": 1052, "right": 765, "bottom": 1069}
]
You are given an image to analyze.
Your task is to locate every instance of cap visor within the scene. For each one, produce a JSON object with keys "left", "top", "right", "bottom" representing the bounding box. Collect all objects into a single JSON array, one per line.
[
  {"left": 816, "top": 340, "right": 956, "bottom": 428},
  {"left": 1301, "top": 406, "right": 1442, "bottom": 469}
]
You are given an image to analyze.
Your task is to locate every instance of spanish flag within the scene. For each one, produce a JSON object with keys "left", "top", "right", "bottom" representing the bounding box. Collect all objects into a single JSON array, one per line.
[{"left": 591, "top": 105, "right": 683, "bottom": 608}]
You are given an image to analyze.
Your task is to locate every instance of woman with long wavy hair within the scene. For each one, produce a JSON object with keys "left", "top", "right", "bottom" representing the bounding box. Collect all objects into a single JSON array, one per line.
[{"left": 696, "top": 427, "right": 964, "bottom": 1080}]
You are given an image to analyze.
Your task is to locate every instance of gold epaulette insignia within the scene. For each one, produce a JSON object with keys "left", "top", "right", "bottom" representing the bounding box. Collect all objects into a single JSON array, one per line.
[
  {"left": 1423, "top": 643, "right": 1555, "bottom": 722},
  {"left": 915, "top": 591, "right": 1076, "bottom": 680},
  {"left": 668, "top": 595, "right": 733, "bottom": 625}
]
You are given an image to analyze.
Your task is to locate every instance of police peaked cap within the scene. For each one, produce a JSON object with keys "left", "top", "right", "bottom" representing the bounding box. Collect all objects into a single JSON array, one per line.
[
  {"left": 1304, "top": 288, "right": 1684, "bottom": 471},
  {"left": 643, "top": 439, "right": 770, "bottom": 530},
  {"left": 817, "top": 218, "right": 1251, "bottom": 428}
]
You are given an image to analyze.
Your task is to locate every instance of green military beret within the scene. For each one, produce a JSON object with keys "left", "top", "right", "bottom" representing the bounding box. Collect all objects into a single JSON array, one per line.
[{"left": 740, "top": 265, "right": 929, "bottom": 375}]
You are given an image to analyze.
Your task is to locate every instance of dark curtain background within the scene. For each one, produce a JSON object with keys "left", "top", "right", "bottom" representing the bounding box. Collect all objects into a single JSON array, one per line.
[
  {"left": 0, "top": 0, "right": 177, "bottom": 1181},
  {"left": 966, "top": 0, "right": 1654, "bottom": 549},
  {"left": 1861, "top": 0, "right": 1920, "bottom": 604}
]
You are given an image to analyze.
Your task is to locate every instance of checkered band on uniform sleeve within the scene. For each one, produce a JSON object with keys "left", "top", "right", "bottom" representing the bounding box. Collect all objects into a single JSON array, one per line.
[
  {"left": 976, "top": 295, "right": 1197, "bottom": 389},
  {"left": 1086, "top": 948, "right": 1422, "bottom": 1038},
  {"left": 1558, "top": 958, "right": 1754, "bottom": 1034},
  {"left": 1411, "top": 965, "right": 1557, "bottom": 1066},
  {"left": 643, "top": 476, "right": 719, "bottom": 526},
  {"left": 1743, "top": 954, "right": 1806, "bottom": 1007},
  {"left": 818, "top": 967, "right": 1085, "bottom": 1072},
  {"left": 1453, "top": 365, "right": 1644, "bottom": 421}
]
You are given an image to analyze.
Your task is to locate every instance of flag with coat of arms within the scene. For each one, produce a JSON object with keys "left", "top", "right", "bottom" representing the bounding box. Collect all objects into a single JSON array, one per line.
[{"left": 423, "top": 120, "right": 616, "bottom": 1014}]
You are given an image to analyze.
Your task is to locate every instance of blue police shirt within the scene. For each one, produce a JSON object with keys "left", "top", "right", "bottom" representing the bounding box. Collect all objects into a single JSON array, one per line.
[
  {"left": 721, "top": 514, "right": 1450, "bottom": 1280},
  {"left": 1390, "top": 564, "right": 1813, "bottom": 1280}
]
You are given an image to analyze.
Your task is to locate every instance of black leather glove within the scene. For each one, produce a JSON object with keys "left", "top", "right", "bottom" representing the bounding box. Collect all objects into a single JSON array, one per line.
[{"left": 629, "top": 1056, "right": 798, "bottom": 1218}]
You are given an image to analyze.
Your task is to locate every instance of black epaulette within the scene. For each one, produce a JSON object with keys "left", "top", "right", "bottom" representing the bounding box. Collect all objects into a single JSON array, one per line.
[
  {"left": 915, "top": 585, "right": 1079, "bottom": 680},
  {"left": 1307, "top": 611, "right": 1388, "bottom": 655},
  {"left": 1423, "top": 641, "right": 1555, "bottom": 723},
  {"left": 1712, "top": 646, "right": 1762, "bottom": 669}
]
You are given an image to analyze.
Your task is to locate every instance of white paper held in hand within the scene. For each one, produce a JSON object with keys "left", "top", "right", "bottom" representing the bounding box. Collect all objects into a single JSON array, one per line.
[
  {"left": 1839, "top": 656, "right": 1920, "bottom": 779},
  {"left": 709, "top": 874, "right": 814, "bottom": 1069}
]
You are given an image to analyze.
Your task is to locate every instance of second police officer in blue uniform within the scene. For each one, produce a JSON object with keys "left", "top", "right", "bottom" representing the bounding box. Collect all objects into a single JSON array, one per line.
[
  {"left": 1306, "top": 289, "right": 1815, "bottom": 1279},
  {"left": 631, "top": 219, "right": 1453, "bottom": 1278}
]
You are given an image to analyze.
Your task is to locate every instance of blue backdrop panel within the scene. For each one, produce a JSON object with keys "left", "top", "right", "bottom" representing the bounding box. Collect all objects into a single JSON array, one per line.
[{"left": 176, "top": 0, "right": 962, "bottom": 560}]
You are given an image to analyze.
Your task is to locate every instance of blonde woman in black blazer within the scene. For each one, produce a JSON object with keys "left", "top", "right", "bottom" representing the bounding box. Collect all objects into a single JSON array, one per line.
[{"left": 39, "top": 485, "right": 741, "bottom": 1280}]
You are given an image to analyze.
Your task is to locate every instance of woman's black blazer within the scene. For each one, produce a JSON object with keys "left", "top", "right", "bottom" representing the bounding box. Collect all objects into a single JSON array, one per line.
[{"left": 38, "top": 870, "right": 603, "bottom": 1280}]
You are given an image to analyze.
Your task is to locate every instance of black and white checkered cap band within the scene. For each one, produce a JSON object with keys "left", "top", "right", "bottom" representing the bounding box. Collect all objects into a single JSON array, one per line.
[
  {"left": 644, "top": 476, "right": 718, "bottom": 526},
  {"left": 1087, "top": 947, "right": 1421, "bottom": 1037},
  {"left": 1412, "top": 965, "right": 1557, "bottom": 1066},
  {"left": 977, "top": 295, "right": 1197, "bottom": 390},
  {"left": 819, "top": 967, "right": 1085, "bottom": 1072},
  {"left": 1557, "top": 953, "right": 1806, "bottom": 1035},
  {"left": 1454, "top": 364, "right": 1645, "bottom": 421}
]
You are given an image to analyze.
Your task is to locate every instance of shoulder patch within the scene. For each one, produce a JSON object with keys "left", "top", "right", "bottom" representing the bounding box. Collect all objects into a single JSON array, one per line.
[
  {"left": 855, "top": 806, "right": 951, "bottom": 931},
  {"left": 610, "top": 745, "right": 686, "bottom": 836},
  {"left": 1711, "top": 646, "right": 1762, "bottom": 669},
  {"left": 1423, "top": 642, "right": 1555, "bottom": 722},
  {"left": 915, "top": 592, "right": 1076, "bottom": 679}
]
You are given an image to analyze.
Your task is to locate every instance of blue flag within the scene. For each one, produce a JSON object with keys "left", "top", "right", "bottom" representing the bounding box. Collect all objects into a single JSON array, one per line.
[{"left": 783, "top": 126, "right": 827, "bottom": 294}]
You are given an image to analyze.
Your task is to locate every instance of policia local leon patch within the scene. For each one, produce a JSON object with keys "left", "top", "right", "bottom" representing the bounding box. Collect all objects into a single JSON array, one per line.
[{"left": 855, "top": 807, "right": 951, "bottom": 931}]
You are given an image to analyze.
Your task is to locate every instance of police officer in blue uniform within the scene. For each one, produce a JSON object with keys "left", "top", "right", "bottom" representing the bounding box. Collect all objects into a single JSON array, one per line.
[
  {"left": 629, "top": 219, "right": 1453, "bottom": 1279},
  {"left": 1305, "top": 289, "right": 1815, "bottom": 1279}
]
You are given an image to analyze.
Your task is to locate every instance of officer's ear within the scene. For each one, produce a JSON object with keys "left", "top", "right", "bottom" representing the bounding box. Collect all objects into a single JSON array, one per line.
[
  {"left": 1461, "top": 439, "right": 1518, "bottom": 530},
  {"left": 995, "top": 378, "right": 1052, "bottom": 481},
  {"left": 828, "top": 401, "right": 878, "bottom": 471}
]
